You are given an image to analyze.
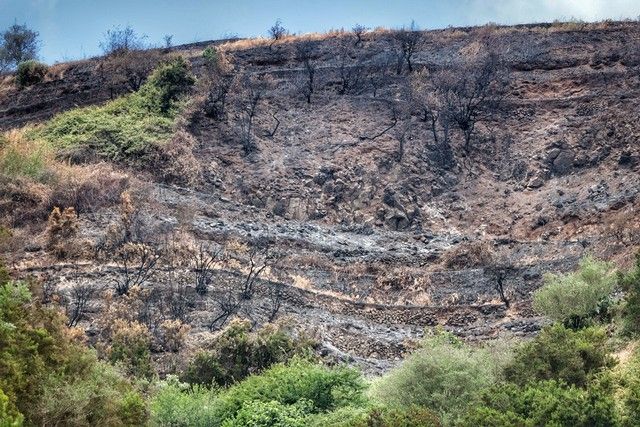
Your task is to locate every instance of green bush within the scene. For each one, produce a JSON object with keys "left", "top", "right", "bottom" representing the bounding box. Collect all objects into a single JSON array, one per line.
[
  {"left": 0, "top": 279, "right": 147, "bottom": 425},
  {"left": 152, "top": 359, "right": 365, "bottom": 427},
  {"left": 0, "top": 388, "right": 23, "bottom": 427},
  {"left": 616, "top": 347, "right": 640, "bottom": 427},
  {"left": 33, "top": 352, "right": 147, "bottom": 426},
  {"left": 533, "top": 256, "right": 616, "bottom": 328},
  {"left": 28, "top": 57, "right": 194, "bottom": 163},
  {"left": 139, "top": 56, "right": 195, "bottom": 113},
  {"left": 618, "top": 253, "right": 640, "bottom": 336},
  {"left": 182, "top": 319, "right": 315, "bottom": 387},
  {"left": 504, "top": 324, "right": 613, "bottom": 387},
  {"left": 221, "top": 400, "right": 310, "bottom": 427},
  {"left": 109, "top": 320, "right": 154, "bottom": 379},
  {"left": 150, "top": 380, "right": 220, "bottom": 426},
  {"left": 182, "top": 351, "right": 226, "bottom": 388},
  {"left": 369, "top": 331, "right": 501, "bottom": 424},
  {"left": 307, "top": 405, "right": 441, "bottom": 427},
  {"left": 202, "top": 46, "right": 219, "bottom": 68},
  {"left": 15, "top": 60, "right": 47, "bottom": 87},
  {"left": 461, "top": 379, "right": 618, "bottom": 427}
]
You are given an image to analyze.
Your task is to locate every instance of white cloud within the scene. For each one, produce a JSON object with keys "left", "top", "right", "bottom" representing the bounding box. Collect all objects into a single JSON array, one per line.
[{"left": 462, "top": 0, "right": 640, "bottom": 24}]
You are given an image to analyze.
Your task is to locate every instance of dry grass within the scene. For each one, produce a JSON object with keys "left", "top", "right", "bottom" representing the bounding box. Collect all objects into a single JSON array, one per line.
[
  {"left": 218, "top": 29, "right": 350, "bottom": 52},
  {"left": 0, "top": 129, "right": 55, "bottom": 181},
  {"left": 0, "top": 129, "right": 130, "bottom": 228},
  {"left": 442, "top": 241, "right": 495, "bottom": 270}
]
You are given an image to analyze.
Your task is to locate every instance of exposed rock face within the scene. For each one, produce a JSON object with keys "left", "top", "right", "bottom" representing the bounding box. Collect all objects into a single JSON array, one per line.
[{"left": 2, "top": 22, "right": 640, "bottom": 372}]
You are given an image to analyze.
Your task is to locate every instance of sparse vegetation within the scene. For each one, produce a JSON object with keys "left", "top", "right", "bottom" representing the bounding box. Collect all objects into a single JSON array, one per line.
[
  {"left": 1, "top": 16, "right": 639, "bottom": 427},
  {"left": 393, "top": 21, "right": 422, "bottom": 74},
  {"left": 370, "top": 331, "right": 504, "bottom": 424},
  {"left": 100, "top": 25, "right": 146, "bottom": 56},
  {"left": 269, "top": 19, "right": 289, "bottom": 42}
]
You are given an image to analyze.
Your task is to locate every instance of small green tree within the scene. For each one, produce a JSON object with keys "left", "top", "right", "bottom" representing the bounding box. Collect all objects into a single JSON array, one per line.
[
  {"left": 182, "top": 319, "right": 315, "bottom": 387},
  {"left": 533, "top": 256, "right": 616, "bottom": 328},
  {"left": 140, "top": 56, "right": 195, "bottom": 113},
  {"left": 0, "top": 23, "right": 39, "bottom": 70}
]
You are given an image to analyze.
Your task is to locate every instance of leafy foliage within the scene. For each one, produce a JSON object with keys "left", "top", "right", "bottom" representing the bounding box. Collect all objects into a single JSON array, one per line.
[
  {"left": 0, "top": 277, "right": 146, "bottom": 425},
  {"left": 369, "top": 331, "right": 502, "bottom": 424},
  {"left": 462, "top": 378, "right": 618, "bottom": 427},
  {"left": 182, "top": 319, "right": 315, "bottom": 387},
  {"left": 307, "top": 405, "right": 441, "bottom": 427},
  {"left": 15, "top": 60, "right": 47, "bottom": 87},
  {"left": 504, "top": 324, "right": 613, "bottom": 387},
  {"left": 222, "top": 399, "right": 310, "bottom": 427},
  {"left": 109, "top": 319, "right": 153, "bottom": 379},
  {"left": 152, "top": 358, "right": 365, "bottom": 427},
  {"left": 615, "top": 346, "right": 640, "bottom": 427},
  {"left": 533, "top": 256, "right": 616, "bottom": 328},
  {"left": 619, "top": 253, "right": 640, "bottom": 336},
  {"left": 0, "top": 23, "right": 39, "bottom": 71},
  {"left": 28, "top": 57, "right": 194, "bottom": 163}
]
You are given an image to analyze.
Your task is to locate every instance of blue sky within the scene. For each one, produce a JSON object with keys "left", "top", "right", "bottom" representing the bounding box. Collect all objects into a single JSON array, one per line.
[{"left": 1, "top": 0, "right": 639, "bottom": 63}]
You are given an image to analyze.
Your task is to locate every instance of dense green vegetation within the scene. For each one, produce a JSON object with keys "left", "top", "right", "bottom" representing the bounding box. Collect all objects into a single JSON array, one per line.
[
  {"left": 2, "top": 253, "right": 640, "bottom": 426},
  {"left": 26, "top": 57, "right": 194, "bottom": 163},
  {"left": 533, "top": 256, "right": 616, "bottom": 328},
  {"left": 0, "top": 276, "right": 146, "bottom": 426}
]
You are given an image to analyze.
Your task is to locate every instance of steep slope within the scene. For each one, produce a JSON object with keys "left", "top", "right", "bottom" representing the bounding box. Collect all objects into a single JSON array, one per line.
[{"left": 1, "top": 22, "right": 639, "bottom": 371}]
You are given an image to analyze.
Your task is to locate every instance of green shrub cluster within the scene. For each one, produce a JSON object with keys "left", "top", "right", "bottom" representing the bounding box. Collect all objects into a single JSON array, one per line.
[
  {"left": 28, "top": 57, "right": 194, "bottom": 163},
  {"left": 504, "top": 324, "right": 613, "bottom": 387},
  {"left": 461, "top": 378, "right": 618, "bottom": 427},
  {"left": 0, "top": 274, "right": 147, "bottom": 425},
  {"left": 533, "top": 256, "right": 616, "bottom": 328},
  {"left": 152, "top": 358, "right": 365, "bottom": 426},
  {"left": 182, "top": 319, "right": 315, "bottom": 387},
  {"left": 15, "top": 60, "right": 48, "bottom": 87},
  {"left": 4, "top": 247, "right": 640, "bottom": 427},
  {"left": 369, "top": 331, "right": 503, "bottom": 424},
  {"left": 619, "top": 253, "right": 640, "bottom": 336}
]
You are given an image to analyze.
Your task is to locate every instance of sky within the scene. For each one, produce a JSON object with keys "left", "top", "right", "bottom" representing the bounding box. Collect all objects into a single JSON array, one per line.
[{"left": 1, "top": 0, "right": 639, "bottom": 64}]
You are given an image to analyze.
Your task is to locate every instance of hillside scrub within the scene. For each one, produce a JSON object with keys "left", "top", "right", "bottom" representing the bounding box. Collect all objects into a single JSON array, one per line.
[
  {"left": 0, "top": 275, "right": 147, "bottom": 425},
  {"left": 0, "top": 130, "right": 53, "bottom": 181},
  {"left": 2, "top": 251, "right": 640, "bottom": 426},
  {"left": 181, "top": 318, "right": 316, "bottom": 387},
  {"left": 461, "top": 379, "right": 619, "bottom": 426},
  {"left": 0, "top": 129, "right": 129, "bottom": 228},
  {"left": 151, "top": 358, "right": 365, "bottom": 426},
  {"left": 369, "top": 331, "right": 505, "bottom": 424},
  {"left": 533, "top": 256, "right": 617, "bottom": 328},
  {"left": 504, "top": 324, "right": 614, "bottom": 387},
  {"left": 15, "top": 60, "right": 48, "bottom": 87},
  {"left": 27, "top": 56, "right": 194, "bottom": 164},
  {"left": 618, "top": 253, "right": 640, "bottom": 336}
]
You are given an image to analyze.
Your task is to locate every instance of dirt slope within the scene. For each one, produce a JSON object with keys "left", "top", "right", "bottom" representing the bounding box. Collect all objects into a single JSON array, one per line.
[{"left": 2, "top": 22, "right": 639, "bottom": 372}]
